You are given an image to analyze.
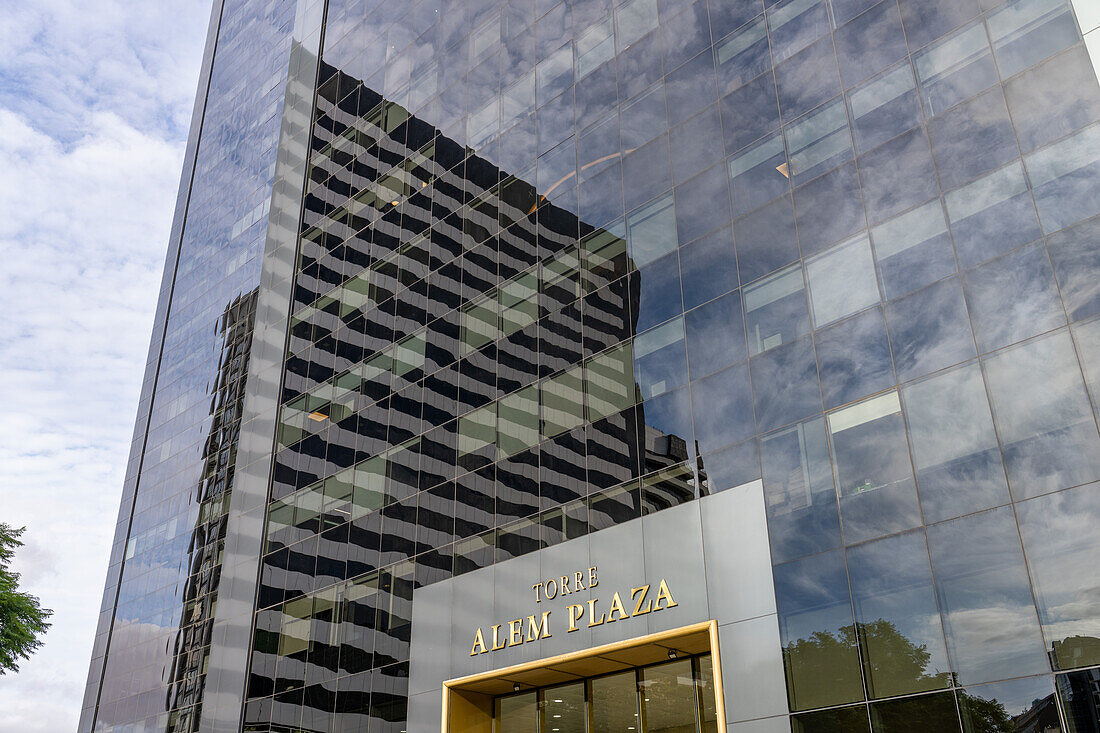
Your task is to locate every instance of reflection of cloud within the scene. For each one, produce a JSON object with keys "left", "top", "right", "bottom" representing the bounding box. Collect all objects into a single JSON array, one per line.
[
  {"left": 0, "top": 2, "right": 210, "bottom": 730},
  {"left": 942, "top": 605, "right": 1048, "bottom": 682}
]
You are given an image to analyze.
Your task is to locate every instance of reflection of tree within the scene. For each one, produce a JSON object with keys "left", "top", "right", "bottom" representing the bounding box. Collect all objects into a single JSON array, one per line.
[{"left": 784, "top": 619, "right": 1018, "bottom": 732}]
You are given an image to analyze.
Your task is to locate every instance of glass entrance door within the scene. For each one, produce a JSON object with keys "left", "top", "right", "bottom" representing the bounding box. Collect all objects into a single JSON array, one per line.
[{"left": 493, "top": 655, "right": 718, "bottom": 733}]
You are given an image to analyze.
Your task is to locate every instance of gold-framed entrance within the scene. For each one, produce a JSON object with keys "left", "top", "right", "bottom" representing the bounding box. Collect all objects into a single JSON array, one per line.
[{"left": 441, "top": 620, "right": 726, "bottom": 733}]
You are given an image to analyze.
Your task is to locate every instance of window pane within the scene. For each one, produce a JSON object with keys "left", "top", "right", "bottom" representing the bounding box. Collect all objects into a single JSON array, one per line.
[
  {"left": 815, "top": 307, "right": 895, "bottom": 410},
  {"left": 828, "top": 391, "right": 921, "bottom": 544},
  {"left": 986, "top": 0, "right": 1078, "bottom": 78},
  {"left": 760, "top": 417, "right": 841, "bottom": 562},
  {"left": 634, "top": 317, "right": 688, "bottom": 399},
  {"left": 499, "top": 386, "right": 540, "bottom": 457},
  {"left": 541, "top": 682, "right": 585, "bottom": 733},
  {"left": 982, "top": 330, "right": 1100, "bottom": 498},
  {"left": 868, "top": 690, "right": 961, "bottom": 733},
  {"left": 496, "top": 691, "right": 537, "bottom": 733},
  {"left": 870, "top": 199, "right": 956, "bottom": 299},
  {"left": 1025, "top": 123, "right": 1100, "bottom": 232},
  {"left": 641, "top": 660, "right": 697, "bottom": 733},
  {"left": 926, "top": 507, "right": 1049, "bottom": 684},
  {"left": 626, "top": 193, "right": 678, "bottom": 268},
  {"left": 846, "top": 530, "right": 952, "bottom": 698},
  {"left": 589, "top": 670, "right": 639, "bottom": 733},
  {"left": 774, "top": 550, "right": 865, "bottom": 711},
  {"left": 959, "top": 675, "right": 1060, "bottom": 732},
  {"left": 744, "top": 264, "right": 810, "bottom": 355},
  {"left": 690, "top": 362, "right": 754, "bottom": 454},
  {"left": 1016, "top": 484, "right": 1100, "bottom": 670},
  {"left": 542, "top": 366, "right": 586, "bottom": 439},
  {"left": 805, "top": 235, "right": 881, "bottom": 328},
  {"left": 901, "top": 364, "right": 1009, "bottom": 523}
]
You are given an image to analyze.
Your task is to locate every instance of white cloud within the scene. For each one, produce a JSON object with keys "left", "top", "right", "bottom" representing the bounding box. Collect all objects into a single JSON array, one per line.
[{"left": 0, "top": 1, "right": 211, "bottom": 730}]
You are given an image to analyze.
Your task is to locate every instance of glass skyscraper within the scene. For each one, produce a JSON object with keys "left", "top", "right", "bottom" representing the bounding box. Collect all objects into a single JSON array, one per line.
[{"left": 81, "top": 0, "right": 1100, "bottom": 731}]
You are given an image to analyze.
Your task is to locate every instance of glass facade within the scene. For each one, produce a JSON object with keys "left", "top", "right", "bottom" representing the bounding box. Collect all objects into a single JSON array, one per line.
[{"left": 84, "top": 0, "right": 1100, "bottom": 731}]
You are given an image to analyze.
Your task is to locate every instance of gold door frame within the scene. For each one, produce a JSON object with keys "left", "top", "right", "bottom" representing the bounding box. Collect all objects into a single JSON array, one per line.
[{"left": 441, "top": 620, "right": 726, "bottom": 733}]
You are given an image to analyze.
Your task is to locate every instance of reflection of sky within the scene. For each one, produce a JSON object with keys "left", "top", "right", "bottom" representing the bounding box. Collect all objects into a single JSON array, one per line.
[
  {"left": 846, "top": 531, "right": 951, "bottom": 677},
  {"left": 1017, "top": 485, "right": 1100, "bottom": 642},
  {"left": 0, "top": 2, "right": 212, "bottom": 730},
  {"left": 963, "top": 674, "right": 1058, "bottom": 719},
  {"left": 928, "top": 507, "right": 1050, "bottom": 684}
]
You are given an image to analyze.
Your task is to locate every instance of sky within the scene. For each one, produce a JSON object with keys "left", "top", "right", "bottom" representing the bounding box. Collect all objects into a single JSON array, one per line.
[{"left": 0, "top": 1, "right": 213, "bottom": 730}]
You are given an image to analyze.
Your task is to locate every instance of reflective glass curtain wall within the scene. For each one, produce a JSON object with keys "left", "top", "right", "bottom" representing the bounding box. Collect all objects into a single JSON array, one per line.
[
  {"left": 248, "top": 0, "right": 1100, "bottom": 729},
  {"left": 85, "top": 0, "right": 1100, "bottom": 730},
  {"left": 80, "top": 0, "right": 301, "bottom": 729}
]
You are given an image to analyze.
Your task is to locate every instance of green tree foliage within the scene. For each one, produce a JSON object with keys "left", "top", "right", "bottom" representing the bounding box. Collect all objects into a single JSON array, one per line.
[
  {"left": 0, "top": 523, "right": 52, "bottom": 675},
  {"left": 784, "top": 620, "right": 1016, "bottom": 733}
]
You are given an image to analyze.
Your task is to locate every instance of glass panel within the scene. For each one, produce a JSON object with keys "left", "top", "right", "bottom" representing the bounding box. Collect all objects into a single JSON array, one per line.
[
  {"left": 542, "top": 366, "right": 586, "bottom": 439},
  {"left": 885, "top": 276, "right": 976, "bottom": 382},
  {"left": 815, "top": 306, "right": 895, "bottom": 410},
  {"left": 846, "top": 530, "right": 952, "bottom": 699},
  {"left": 774, "top": 549, "right": 865, "bottom": 711},
  {"left": 685, "top": 290, "right": 746, "bottom": 378},
  {"left": 868, "top": 690, "right": 962, "bottom": 732},
  {"left": 1057, "top": 667, "right": 1100, "bottom": 732},
  {"left": 927, "top": 507, "right": 1049, "bottom": 684},
  {"left": 828, "top": 391, "right": 921, "bottom": 544},
  {"left": 1016, "top": 484, "right": 1100, "bottom": 670},
  {"left": 784, "top": 98, "right": 853, "bottom": 182},
  {"left": 1025, "top": 123, "right": 1100, "bottom": 232},
  {"left": 496, "top": 691, "right": 538, "bottom": 733},
  {"left": 805, "top": 235, "right": 881, "bottom": 328},
  {"left": 847, "top": 62, "right": 922, "bottom": 154},
  {"left": 690, "top": 362, "right": 754, "bottom": 454},
  {"left": 870, "top": 199, "right": 956, "bottom": 299},
  {"left": 760, "top": 417, "right": 841, "bottom": 561},
  {"left": 963, "top": 242, "right": 1065, "bottom": 354},
  {"left": 586, "top": 343, "right": 638, "bottom": 421},
  {"left": 901, "top": 364, "right": 1009, "bottom": 523},
  {"left": 463, "top": 296, "right": 501, "bottom": 355},
  {"left": 791, "top": 705, "right": 870, "bottom": 733},
  {"left": 959, "top": 676, "right": 1061, "bottom": 733},
  {"left": 633, "top": 317, "right": 688, "bottom": 399},
  {"left": 696, "top": 655, "right": 718, "bottom": 733},
  {"left": 542, "top": 682, "right": 586, "bottom": 733},
  {"left": 499, "top": 387, "right": 540, "bottom": 457},
  {"left": 944, "top": 162, "right": 1042, "bottom": 267},
  {"left": 589, "top": 670, "right": 639, "bottom": 733},
  {"left": 640, "top": 660, "right": 697, "bottom": 733},
  {"left": 912, "top": 21, "right": 998, "bottom": 118},
  {"left": 982, "top": 330, "right": 1100, "bottom": 498},
  {"left": 626, "top": 193, "right": 678, "bottom": 268},
  {"left": 728, "top": 133, "right": 791, "bottom": 216},
  {"left": 744, "top": 264, "right": 810, "bottom": 355},
  {"left": 986, "top": 0, "right": 1078, "bottom": 78}
]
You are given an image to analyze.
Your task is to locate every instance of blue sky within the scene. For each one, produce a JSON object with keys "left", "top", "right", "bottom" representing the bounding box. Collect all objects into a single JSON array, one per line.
[{"left": 0, "top": 2, "right": 212, "bottom": 729}]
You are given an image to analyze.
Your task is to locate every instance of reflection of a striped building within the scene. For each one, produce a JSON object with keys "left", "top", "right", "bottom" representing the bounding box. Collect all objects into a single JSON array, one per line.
[{"left": 247, "top": 61, "right": 702, "bottom": 728}]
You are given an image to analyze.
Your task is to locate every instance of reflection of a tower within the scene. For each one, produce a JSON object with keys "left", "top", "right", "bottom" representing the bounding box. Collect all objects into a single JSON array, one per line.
[
  {"left": 246, "top": 61, "right": 699, "bottom": 729},
  {"left": 164, "top": 290, "right": 258, "bottom": 732}
]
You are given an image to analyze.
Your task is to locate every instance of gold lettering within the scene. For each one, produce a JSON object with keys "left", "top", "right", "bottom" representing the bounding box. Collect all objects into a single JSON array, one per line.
[
  {"left": 589, "top": 566, "right": 598, "bottom": 588},
  {"left": 561, "top": 575, "right": 571, "bottom": 595},
  {"left": 567, "top": 604, "right": 584, "bottom": 632},
  {"left": 532, "top": 582, "right": 544, "bottom": 603},
  {"left": 607, "top": 591, "right": 628, "bottom": 622},
  {"left": 574, "top": 570, "right": 585, "bottom": 590},
  {"left": 545, "top": 578, "right": 558, "bottom": 600},
  {"left": 587, "top": 598, "right": 605, "bottom": 627},
  {"left": 509, "top": 619, "right": 524, "bottom": 646},
  {"left": 630, "top": 584, "right": 652, "bottom": 616},
  {"left": 470, "top": 627, "right": 488, "bottom": 656},
  {"left": 491, "top": 624, "right": 507, "bottom": 650},
  {"left": 654, "top": 579, "right": 678, "bottom": 610},
  {"left": 526, "top": 611, "right": 552, "bottom": 641}
]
